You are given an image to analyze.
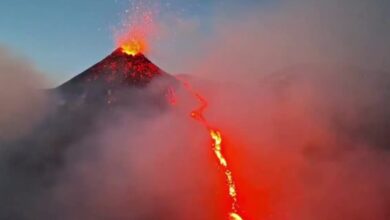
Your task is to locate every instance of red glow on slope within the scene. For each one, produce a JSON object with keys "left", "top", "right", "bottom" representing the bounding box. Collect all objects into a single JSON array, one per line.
[
  {"left": 72, "top": 49, "right": 162, "bottom": 91},
  {"left": 166, "top": 87, "right": 177, "bottom": 106}
]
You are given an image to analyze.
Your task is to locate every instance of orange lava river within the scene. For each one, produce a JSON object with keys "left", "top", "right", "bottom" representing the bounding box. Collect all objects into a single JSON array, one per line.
[{"left": 178, "top": 81, "right": 245, "bottom": 220}]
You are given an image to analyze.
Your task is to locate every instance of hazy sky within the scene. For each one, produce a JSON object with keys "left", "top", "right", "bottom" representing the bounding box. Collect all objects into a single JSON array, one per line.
[{"left": 0, "top": 0, "right": 265, "bottom": 84}]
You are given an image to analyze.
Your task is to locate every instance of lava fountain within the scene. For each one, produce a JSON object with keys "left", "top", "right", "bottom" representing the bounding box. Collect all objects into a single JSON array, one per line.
[
  {"left": 115, "top": 8, "right": 155, "bottom": 56},
  {"left": 120, "top": 39, "right": 147, "bottom": 56}
]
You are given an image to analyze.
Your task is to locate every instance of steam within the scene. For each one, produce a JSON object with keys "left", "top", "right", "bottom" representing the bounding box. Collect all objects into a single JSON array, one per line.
[{"left": 1, "top": 0, "right": 390, "bottom": 220}]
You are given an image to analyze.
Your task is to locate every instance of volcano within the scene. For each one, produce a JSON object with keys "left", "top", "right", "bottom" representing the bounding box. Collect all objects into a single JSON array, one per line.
[
  {"left": 57, "top": 48, "right": 177, "bottom": 108},
  {"left": 60, "top": 48, "right": 166, "bottom": 88},
  {"left": 0, "top": 49, "right": 179, "bottom": 220},
  {"left": 48, "top": 48, "right": 178, "bottom": 154}
]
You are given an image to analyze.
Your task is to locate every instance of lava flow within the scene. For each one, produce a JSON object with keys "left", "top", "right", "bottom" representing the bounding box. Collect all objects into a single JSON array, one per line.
[
  {"left": 179, "top": 81, "right": 244, "bottom": 220},
  {"left": 115, "top": 6, "right": 244, "bottom": 217}
]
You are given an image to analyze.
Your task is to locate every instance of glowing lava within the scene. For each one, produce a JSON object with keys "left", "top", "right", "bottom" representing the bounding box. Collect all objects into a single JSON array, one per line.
[
  {"left": 115, "top": 7, "right": 154, "bottom": 56},
  {"left": 179, "top": 81, "right": 245, "bottom": 220},
  {"left": 120, "top": 38, "right": 147, "bottom": 56}
]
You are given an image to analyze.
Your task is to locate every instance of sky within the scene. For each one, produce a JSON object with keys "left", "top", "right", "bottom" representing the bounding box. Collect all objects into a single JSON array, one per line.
[
  {"left": 2, "top": 0, "right": 388, "bottom": 86},
  {"left": 0, "top": 0, "right": 265, "bottom": 85}
]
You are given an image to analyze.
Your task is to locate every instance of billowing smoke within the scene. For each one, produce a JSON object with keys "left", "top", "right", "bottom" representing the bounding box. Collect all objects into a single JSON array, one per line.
[{"left": 1, "top": 0, "right": 390, "bottom": 220}]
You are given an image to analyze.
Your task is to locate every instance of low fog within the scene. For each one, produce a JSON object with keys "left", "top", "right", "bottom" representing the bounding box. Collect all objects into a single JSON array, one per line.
[
  {"left": 1, "top": 0, "right": 389, "bottom": 219},
  {"left": 0, "top": 47, "right": 48, "bottom": 141}
]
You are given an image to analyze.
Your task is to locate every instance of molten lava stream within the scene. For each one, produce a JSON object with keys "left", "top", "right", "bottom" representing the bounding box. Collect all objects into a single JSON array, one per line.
[{"left": 178, "top": 81, "right": 245, "bottom": 220}]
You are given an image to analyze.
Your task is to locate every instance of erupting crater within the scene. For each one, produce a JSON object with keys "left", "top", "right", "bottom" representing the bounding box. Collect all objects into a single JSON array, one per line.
[
  {"left": 121, "top": 40, "right": 147, "bottom": 56},
  {"left": 57, "top": 47, "right": 176, "bottom": 108},
  {"left": 57, "top": 25, "right": 247, "bottom": 218},
  {"left": 60, "top": 48, "right": 163, "bottom": 88}
]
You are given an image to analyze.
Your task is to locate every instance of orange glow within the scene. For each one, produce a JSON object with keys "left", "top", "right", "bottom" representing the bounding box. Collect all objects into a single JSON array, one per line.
[
  {"left": 179, "top": 81, "right": 245, "bottom": 220},
  {"left": 120, "top": 38, "right": 147, "bottom": 56},
  {"left": 115, "top": 7, "right": 154, "bottom": 56},
  {"left": 210, "top": 129, "right": 241, "bottom": 218},
  {"left": 230, "top": 212, "right": 243, "bottom": 220}
]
